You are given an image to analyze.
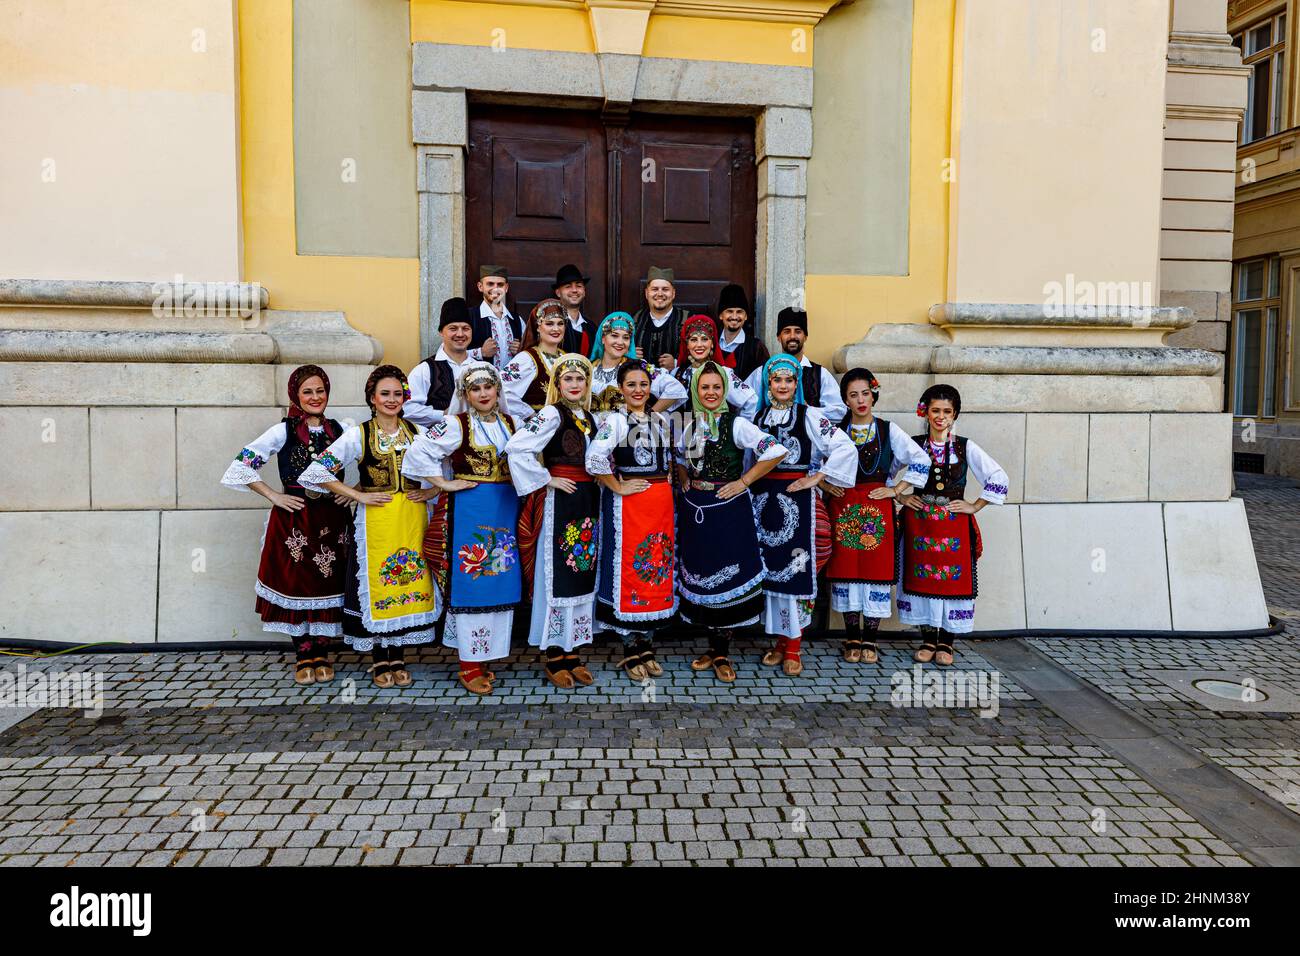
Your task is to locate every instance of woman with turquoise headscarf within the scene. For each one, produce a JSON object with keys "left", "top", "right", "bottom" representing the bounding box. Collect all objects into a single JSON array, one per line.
[
  {"left": 674, "top": 360, "right": 788, "bottom": 683},
  {"left": 750, "top": 353, "right": 857, "bottom": 677},
  {"left": 589, "top": 311, "right": 685, "bottom": 422}
]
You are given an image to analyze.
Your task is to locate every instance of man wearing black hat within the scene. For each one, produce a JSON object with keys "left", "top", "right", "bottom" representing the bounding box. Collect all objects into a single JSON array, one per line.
[
  {"left": 633, "top": 266, "right": 690, "bottom": 370},
  {"left": 405, "top": 297, "right": 476, "bottom": 426},
  {"left": 743, "top": 307, "right": 847, "bottom": 421},
  {"left": 470, "top": 264, "right": 523, "bottom": 371},
  {"left": 715, "top": 283, "right": 769, "bottom": 381},
  {"left": 552, "top": 264, "right": 594, "bottom": 356}
]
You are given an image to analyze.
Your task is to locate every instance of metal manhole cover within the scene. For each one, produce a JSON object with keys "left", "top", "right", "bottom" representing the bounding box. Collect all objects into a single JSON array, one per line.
[
  {"left": 1192, "top": 678, "right": 1269, "bottom": 703},
  {"left": 1147, "top": 670, "right": 1300, "bottom": 714}
]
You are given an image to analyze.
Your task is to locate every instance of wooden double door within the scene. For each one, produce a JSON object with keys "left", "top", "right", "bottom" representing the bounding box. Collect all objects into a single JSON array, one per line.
[{"left": 465, "top": 105, "right": 757, "bottom": 325}]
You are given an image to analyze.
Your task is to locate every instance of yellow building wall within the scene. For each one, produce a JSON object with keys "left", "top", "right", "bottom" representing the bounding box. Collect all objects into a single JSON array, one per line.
[
  {"left": 241, "top": 0, "right": 939, "bottom": 373},
  {"left": 239, "top": 0, "right": 421, "bottom": 372},
  {"left": 0, "top": 0, "right": 242, "bottom": 282},
  {"left": 804, "top": 0, "right": 953, "bottom": 366}
]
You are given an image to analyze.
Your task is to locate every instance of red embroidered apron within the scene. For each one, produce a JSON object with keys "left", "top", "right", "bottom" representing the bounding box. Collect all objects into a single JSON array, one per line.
[
  {"left": 611, "top": 478, "right": 676, "bottom": 616},
  {"left": 901, "top": 501, "right": 979, "bottom": 600},
  {"left": 826, "top": 482, "right": 898, "bottom": 585}
]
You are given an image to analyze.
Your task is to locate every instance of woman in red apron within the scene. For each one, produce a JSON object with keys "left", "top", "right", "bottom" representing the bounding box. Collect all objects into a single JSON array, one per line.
[
  {"left": 823, "top": 368, "right": 931, "bottom": 663},
  {"left": 897, "top": 384, "right": 1010, "bottom": 666}
]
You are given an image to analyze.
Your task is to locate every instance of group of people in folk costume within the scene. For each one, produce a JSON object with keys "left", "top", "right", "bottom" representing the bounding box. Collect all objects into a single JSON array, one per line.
[{"left": 221, "top": 263, "right": 1010, "bottom": 693}]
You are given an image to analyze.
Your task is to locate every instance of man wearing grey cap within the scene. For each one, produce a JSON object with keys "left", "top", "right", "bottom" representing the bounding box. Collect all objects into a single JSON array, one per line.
[
  {"left": 470, "top": 264, "right": 523, "bottom": 371},
  {"left": 632, "top": 266, "right": 690, "bottom": 371}
]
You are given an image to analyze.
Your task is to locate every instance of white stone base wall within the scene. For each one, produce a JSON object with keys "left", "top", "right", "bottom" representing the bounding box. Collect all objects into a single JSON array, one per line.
[{"left": 0, "top": 403, "right": 1272, "bottom": 644}]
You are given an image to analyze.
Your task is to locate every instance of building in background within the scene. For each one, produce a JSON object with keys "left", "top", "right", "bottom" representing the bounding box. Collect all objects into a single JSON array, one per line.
[
  {"left": 0, "top": 0, "right": 1271, "bottom": 644},
  {"left": 1230, "top": 0, "right": 1300, "bottom": 477}
]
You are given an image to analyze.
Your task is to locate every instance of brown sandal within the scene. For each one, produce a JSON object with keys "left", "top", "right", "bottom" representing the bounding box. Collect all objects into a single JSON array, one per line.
[
  {"left": 642, "top": 655, "right": 663, "bottom": 678},
  {"left": 914, "top": 640, "right": 937, "bottom": 664},
  {"left": 566, "top": 655, "right": 595, "bottom": 686},
  {"left": 691, "top": 653, "right": 714, "bottom": 672},
  {"left": 370, "top": 662, "right": 395, "bottom": 689},
  {"left": 619, "top": 653, "right": 649, "bottom": 682},
  {"left": 934, "top": 641, "right": 955, "bottom": 667},
  {"left": 294, "top": 662, "right": 316, "bottom": 686},
  {"left": 861, "top": 642, "right": 879, "bottom": 664},
  {"left": 711, "top": 656, "right": 736, "bottom": 683},
  {"left": 458, "top": 670, "right": 493, "bottom": 695},
  {"left": 310, "top": 658, "right": 334, "bottom": 683},
  {"left": 543, "top": 654, "right": 575, "bottom": 689},
  {"left": 843, "top": 639, "right": 863, "bottom": 663},
  {"left": 782, "top": 653, "right": 803, "bottom": 677},
  {"left": 391, "top": 663, "right": 413, "bottom": 687}
]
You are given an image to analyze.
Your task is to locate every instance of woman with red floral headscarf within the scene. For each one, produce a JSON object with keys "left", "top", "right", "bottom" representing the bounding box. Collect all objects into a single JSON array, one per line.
[
  {"left": 299, "top": 365, "right": 441, "bottom": 689},
  {"left": 221, "top": 365, "right": 352, "bottom": 685},
  {"left": 668, "top": 314, "right": 758, "bottom": 418}
]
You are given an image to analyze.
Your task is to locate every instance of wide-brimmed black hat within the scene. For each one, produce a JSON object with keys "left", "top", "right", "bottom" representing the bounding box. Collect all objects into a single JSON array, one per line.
[{"left": 552, "top": 263, "right": 591, "bottom": 291}]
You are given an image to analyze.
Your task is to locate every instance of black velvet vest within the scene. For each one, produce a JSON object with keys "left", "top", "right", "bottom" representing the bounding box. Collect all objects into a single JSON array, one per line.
[
  {"left": 914, "top": 433, "right": 968, "bottom": 497},
  {"left": 278, "top": 418, "right": 341, "bottom": 491}
]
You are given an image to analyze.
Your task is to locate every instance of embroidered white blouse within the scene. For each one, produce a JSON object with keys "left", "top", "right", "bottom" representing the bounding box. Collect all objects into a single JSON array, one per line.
[
  {"left": 503, "top": 405, "right": 594, "bottom": 497},
  {"left": 922, "top": 436, "right": 1010, "bottom": 505},
  {"left": 220, "top": 422, "right": 349, "bottom": 491},
  {"left": 500, "top": 348, "right": 563, "bottom": 420},
  {"left": 589, "top": 361, "right": 687, "bottom": 422},
  {"left": 583, "top": 410, "right": 675, "bottom": 476},
  {"left": 399, "top": 413, "right": 525, "bottom": 482},
  {"left": 845, "top": 420, "right": 932, "bottom": 489},
  {"left": 752, "top": 405, "right": 858, "bottom": 489},
  {"left": 298, "top": 422, "right": 427, "bottom": 494}
]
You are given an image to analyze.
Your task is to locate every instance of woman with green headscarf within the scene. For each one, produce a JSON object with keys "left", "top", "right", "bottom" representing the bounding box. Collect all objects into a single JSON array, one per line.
[
  {"left": 588, "top": 311, "right": 685, "bottom": 422},
  {"left": 674, "top": 361, "right": 787, "bottom": 683}
]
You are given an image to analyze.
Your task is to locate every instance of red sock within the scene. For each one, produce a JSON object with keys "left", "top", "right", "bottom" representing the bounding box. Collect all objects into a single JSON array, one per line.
[
  {"left": 772, "top": 636, "right": 789, "bottom": 653},
  {"left": 784, "top": 637, "right": 802, "bottom": 659},
  {"left": 459, "top": 660, "right": 482, "bottom": 679}
]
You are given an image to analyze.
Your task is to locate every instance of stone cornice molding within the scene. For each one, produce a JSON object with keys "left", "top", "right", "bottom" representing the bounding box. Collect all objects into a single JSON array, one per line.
[{"left": 440, "top": 0, "right": 844, "bottom": 26}]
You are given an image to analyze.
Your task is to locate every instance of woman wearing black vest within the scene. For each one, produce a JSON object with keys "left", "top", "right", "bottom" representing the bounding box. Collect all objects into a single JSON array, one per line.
[
  {"left": 823, "top": 368, "right": 930, "bottom": 663},
  {"left": 299, "top": 366, "right": 440, "bottom": 688},
  {"left": 897, "top": 384, "right": 1009, "bottom": 665},
  {"left": 221, "top": 365, "right": 351, "bottom": 685},
  {"left": 505, "top": 354, "right": 601, "bottom": 688},
  {"left": 585, "top": 359, "right": 678, "bottom": 680},
  {"left": 750, "top": 354, "right": 856, "bottom": 677},
  {"left": 502, "top": 299, "right": 568, "bottom": 419}
]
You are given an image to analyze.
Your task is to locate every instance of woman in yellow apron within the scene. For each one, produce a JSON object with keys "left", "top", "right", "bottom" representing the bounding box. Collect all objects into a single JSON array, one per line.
[{"left": 299, "top": 365, "right": 440, "bottom": 688}]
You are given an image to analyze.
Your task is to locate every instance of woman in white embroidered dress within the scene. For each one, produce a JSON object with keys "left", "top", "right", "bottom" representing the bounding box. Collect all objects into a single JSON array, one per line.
[{"left": 505, "top": 355, "right": 601, "bottom": 688}]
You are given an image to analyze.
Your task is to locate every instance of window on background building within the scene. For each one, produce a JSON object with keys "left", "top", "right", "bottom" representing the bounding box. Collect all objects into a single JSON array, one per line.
[
  {"left": 1231, "top": 257, "right": 1281, "bottom": 418},
  {"left": 1233, "top": 10, "right": 1288, "bottom": 144}
]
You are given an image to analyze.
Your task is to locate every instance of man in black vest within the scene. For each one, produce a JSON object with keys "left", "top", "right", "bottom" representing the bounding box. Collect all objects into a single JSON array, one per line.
[
  {"left": 715, "top": 283, "right": 769, "bottom": 381},
  {"left": 404, "top": 297, "right": 476, "bottom": 426},
  {"left": 743, "top": 307, "right": 847, "bottom": 421},
  {"left": 469, "top": 264, "right": 524, "bottom": 371},
  {"left": 552, "top": 263, "right": 594, "bottom": 356},
  {"left": 633, "top": 266, "right": 690, "bottom": 371}
]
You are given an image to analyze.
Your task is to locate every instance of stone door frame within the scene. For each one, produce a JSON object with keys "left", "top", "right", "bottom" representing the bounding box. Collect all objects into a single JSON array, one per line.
[{"left": 412, "top": 41, "right": 813, "bottom": 358}]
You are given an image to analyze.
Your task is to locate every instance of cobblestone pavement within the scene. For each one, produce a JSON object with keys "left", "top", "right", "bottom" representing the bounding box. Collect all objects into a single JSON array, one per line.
[{"left": 0, "top": 473, "right": 1296, "bottom": 867}]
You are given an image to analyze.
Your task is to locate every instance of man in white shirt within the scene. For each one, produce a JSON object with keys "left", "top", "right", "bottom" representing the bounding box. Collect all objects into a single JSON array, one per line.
[
  {"left": 552, "top": 263, "right": 593, "bottom": 356},
  {"left": 469, "top": 264, "right": 523, "bottom": 371},
  {"left": 404, "top": 297, "right": 476, "bottom": 426},
  {"left": 743, "top": 307, "right": 848, "bottom": 422}
]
